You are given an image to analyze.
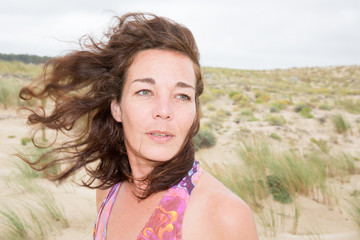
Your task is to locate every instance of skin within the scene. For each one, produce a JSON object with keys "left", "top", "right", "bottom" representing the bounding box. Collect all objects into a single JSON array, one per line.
[
  {"left": 110, "top": 49, "right": 197, "bottom": 180},
  {"left": 97, "top": 49, "right": 258, "bottom": 240}
]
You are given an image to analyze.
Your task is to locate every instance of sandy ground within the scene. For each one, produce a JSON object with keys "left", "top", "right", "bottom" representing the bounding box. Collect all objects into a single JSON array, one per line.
[{"left": 1, "top": 106, "right": 359, "bottom": 239}]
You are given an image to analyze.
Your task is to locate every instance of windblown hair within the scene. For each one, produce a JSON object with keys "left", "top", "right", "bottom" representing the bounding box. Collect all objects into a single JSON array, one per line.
[{"left": 19, "top": 12, "right": 203, "bottom": 199}]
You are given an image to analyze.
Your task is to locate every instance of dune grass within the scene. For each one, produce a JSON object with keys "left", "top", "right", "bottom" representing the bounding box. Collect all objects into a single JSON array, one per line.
[
  {"left": 0, "top": 189, "right": 67, "bottom": 240},
  {"left": 38, "top": 190, "right": 69, "bottom": 228},
  {"left": 0, "top": 144, "right": 68, "bottom": 239},
  {"left": 336, "top": 98, "right": 360, "bottom": 114},
  {"left": 332, "top": 114, "right": 352, "bottom": 134},
  {"left": 0, "top": 78, "right": 22, "bottom": 109},
  {"left": 346, "top": 196, "right": 360, "bottom": 230},
  {"left": 15, "top": 144, "right": 59, "bottom": 178},
  {"left": 0, "top": 59, "right": 42, "bottom": 77},
  {"left": 0, "top": 206, "right": 29, "bottom": 240},
  {"left": 203, "top": 135, "right": 358, "bottom": 236},
  {"left": 0, "top": 59, "right": 43, "bottom": 109},
  {"left": 269, "top": 132, "right": 282, "bottom": 141},
  {"left": 265, "top": 114, "right": 286, "bottom": 126}
]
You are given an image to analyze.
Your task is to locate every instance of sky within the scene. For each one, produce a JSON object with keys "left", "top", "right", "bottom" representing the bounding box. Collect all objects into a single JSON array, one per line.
[{"left": 1, "top": 0, "right": 359, "bottom": 69}]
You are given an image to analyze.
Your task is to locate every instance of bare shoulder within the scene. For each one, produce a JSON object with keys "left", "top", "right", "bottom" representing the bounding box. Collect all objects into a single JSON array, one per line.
[
  {"left": 96, "top": 187, "right": 110, "bottom": 211},
  {"left": 185, "top": 170, "right": 258, "bottom": 240}
]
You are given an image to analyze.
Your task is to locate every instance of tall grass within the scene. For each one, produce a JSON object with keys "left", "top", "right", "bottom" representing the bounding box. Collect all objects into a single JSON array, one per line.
[
  {"left": 16, "top": 145, "right": 59, "bottom": 178},
  {"left": 0, "top": 78, "right": 22, "bottom": 109},
  {"left": 0, "top": 146, "right": 68, "bottom": 239},
  {"left": 0, "top": 184, "right": 67, "bottom": 239},
  {"left": 0, "top": 59, "right": 42, "bottom": 77},
  {"left": 336, "top": 98, "right": 360, "bottom": 114},
  {"left": 203, "top": 135, "right": 358, "bottom": 236},
  {"left": 265, "top": 114, "right": 286, "bottom": 126},
  {"left": 331, "top": 114, "right": 351, "bottom": 134},
  {"left": 38, "top": 190, "right": 69, "bottom": 228},
  {"left": 0, "top": 202, "right": 54, "bottom": 240},
  {"left": 346, "top": 196, "right": 360, "bottom": 230},
  {"left": 0, "top": 206, "right": 28, "bottom": 239}
]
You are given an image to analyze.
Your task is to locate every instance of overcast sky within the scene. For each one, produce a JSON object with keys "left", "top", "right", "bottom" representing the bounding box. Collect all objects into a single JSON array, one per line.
[{"left": 1, "top": 0, "right": 359, "bottom": 69}]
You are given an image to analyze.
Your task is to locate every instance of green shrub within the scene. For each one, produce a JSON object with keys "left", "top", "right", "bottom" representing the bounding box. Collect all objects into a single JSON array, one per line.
[
  {"left": 228, "top": 90, "right": 240, "bottom": 98},
  {"left": 209, "top": 88, "right": 226, "bottom": 97},
  {"left": 270, "top": 107, "right": 279, "bottom": 113},
  {"left": 294, "top": 104, "right": 308, "bottom": 113},
  {"left": 332, "top": 114, "right": 351, "bottom": 134},
  {"left": 299, "top": 107, "right": 313, "bottom": 118},
  {"left": 240, "top": 109, "right": 254, "bottom": 117},
  {"left": 310, "top": 138, "right": 329, "bottom": 153},
  {"left": 200, "top": 93, "right": 216, "bottom": 104},
  {"left": 231, "top": 93, "right": 251, "bottom": 107},
  {"left": 269, "top": 133, "right": 282, "bottom": 141},
  {"left": 351, "top": 190, "right": 360, "bottom": 197},
  {"left": 21, "top": 137, "right": 32, "bottom": 146},
  {"left": 0, "top": 78, "right": 21, "bottom": 109},
  {"left": 265, "top": 115, "right": 286, "bottom": 126},
  {"left": 267, "top": 175, "right": 292, "bottom": 203},
  {"left": 234, "top": 109, "right": 258, "bottom": 123},
  {"left": 337, "top": 98, "right": 360, "bottom": 114},
  {"left": 269, "top": 101, "right": 286, "bottom": 111},
  {"left": 207, "top": 105, "right": 216, "bottom": 111},
  {"left": 203, "top": 118, "right": 223, "bottom": 131},
  {"left": 255, "top": 91, "right": 270, "bottom": 103},
  {"left": 319, "top": 103, "right": 333, "bottom": 110},
  {"left": 193, "top": 128, "right": 217, "bottom": 150},
  {"left": 215, "top": 109, "right": 231, "bottom": 119}
]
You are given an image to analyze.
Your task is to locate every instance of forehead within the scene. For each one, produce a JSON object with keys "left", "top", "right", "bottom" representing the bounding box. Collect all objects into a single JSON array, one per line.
[{"left": 126, "top": 49, "right": 196, "bottom": 86}]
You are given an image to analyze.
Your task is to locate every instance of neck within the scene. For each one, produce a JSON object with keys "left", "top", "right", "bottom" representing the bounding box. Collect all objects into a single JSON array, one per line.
[{"left": 127, "top": 153, "right": 156, "bottom": 196}]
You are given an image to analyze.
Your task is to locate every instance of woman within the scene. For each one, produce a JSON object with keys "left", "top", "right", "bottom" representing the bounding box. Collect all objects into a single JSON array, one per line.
[{"left": 20, "top": 13, "right": 258, "bottom": 240}]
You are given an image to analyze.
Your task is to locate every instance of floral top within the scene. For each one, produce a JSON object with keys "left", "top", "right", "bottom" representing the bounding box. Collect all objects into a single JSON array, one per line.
[{"left": 93, "top": 161, "right": 202, "bottom": 240}]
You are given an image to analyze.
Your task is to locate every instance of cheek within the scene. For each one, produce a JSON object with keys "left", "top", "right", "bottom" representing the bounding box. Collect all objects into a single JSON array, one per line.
[
  {"left": 179, "top": 107, "right": 197, "bottom": 132},
  {"left": 120, "top": 104, "right": 145, "bottom": 131}
]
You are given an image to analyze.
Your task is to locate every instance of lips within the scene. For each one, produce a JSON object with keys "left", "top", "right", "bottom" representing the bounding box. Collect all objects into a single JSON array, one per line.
[{"left": 147, "top": 130, "right": 174, "bottom": 143}]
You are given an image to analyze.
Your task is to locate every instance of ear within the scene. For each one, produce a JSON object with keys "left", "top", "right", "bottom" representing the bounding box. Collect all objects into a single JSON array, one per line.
[{"left": 111, "top": 99, "right": 122, "bottom": 122}]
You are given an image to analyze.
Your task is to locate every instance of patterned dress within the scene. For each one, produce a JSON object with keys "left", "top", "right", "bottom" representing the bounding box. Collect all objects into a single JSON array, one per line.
[{"left": 93, "top": 161, "right": 202, "bottom": 240}]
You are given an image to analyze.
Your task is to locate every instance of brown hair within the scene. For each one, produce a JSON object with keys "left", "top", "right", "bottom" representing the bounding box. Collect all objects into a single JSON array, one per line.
[{"left": 19, "top": 12, "right": 203, "bottom": 199}]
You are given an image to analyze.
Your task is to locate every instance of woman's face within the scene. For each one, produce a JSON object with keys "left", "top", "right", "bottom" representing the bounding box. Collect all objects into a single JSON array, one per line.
[{"left": 111, "top": 49, "right": 197, "bottom": 163}]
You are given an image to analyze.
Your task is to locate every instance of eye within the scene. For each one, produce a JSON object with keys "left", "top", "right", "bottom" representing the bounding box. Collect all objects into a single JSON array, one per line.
[
  {"left": 176, "top": 94, "right": 191, "bottom": 101},
  {"left": 136, "top": 89, "right": 152, "bottom": 96}
]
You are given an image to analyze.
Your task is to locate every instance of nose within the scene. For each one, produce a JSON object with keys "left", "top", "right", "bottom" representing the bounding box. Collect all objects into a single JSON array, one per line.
[{"left": 152, "top": 95, "right": 173, "bottom": 120}]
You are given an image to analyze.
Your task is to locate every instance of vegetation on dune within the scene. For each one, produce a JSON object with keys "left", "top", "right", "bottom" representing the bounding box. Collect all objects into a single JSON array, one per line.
[
  {"left": 193, "top": 127, "right": 217, "bottom": 150},
  {"left": 204, "top": 136, "right": 359, "bottom": 236},
  {"left": 0, "top": 53, "right": 51, "bottom": 64},
  {"left": 0, "top": 59, "right": 42, "bottom": 77},
  {"left": 199, "top": 64, "right": 360, "bottom": 235},
  {"left": 1, "top": 147, "right": 68, "bottom": 240},
  {"left": 265, "top": 114, "right": 286, "bottom": 126},
  {"left": 347, "top": 195, "right": 360, "bottom": 230},
  {"left": 332, "top": 113, "right": 352, "bottom": 134},
  {"left": 0, "top": 59, "right": 42, "bottom": 109}
]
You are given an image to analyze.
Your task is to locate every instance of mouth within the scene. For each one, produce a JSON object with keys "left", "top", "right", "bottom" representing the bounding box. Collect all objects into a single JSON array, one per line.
[{"left": 147, "top": 130, "right": 174, "bottom": 143}]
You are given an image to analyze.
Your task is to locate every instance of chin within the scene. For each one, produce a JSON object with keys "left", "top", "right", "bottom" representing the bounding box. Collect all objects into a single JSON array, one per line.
[{"left": 141, "top": 147, "right": 179, "bottom": 162}]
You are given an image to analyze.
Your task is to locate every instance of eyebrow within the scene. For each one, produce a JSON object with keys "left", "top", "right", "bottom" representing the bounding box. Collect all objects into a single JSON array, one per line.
[{"left": 131, "top": 78, "right": 195, "bottom": 89}]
